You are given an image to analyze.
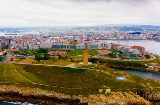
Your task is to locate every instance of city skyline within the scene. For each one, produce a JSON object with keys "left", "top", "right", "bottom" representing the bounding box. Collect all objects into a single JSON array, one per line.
[{"left": 0, "top": 0, "right": 160, "bottom": 27}]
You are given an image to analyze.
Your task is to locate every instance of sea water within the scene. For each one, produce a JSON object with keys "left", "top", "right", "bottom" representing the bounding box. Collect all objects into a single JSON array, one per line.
[
  {"left": 105, "top": 40, "right": 160, "bottom": 55},
  {"left": 0, "top": 101, "right": 40, "bottom": 105}
]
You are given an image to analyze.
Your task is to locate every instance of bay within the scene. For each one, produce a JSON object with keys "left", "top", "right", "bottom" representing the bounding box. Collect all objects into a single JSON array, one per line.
[
  {"left": 122, "top": 69, "right": 160, "bottom": 80},
  {"left": 0, "top": 101, "right": 40, "bottom": 105},
  {"left": 105, "top": 40, "right": 160, "bottom": 55}
]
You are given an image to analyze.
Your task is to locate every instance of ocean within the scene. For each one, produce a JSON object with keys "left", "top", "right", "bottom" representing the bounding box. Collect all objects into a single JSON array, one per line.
[
  {"left": 0, "top": 102, "right": 40, "bottom": 105},
  {"left": 105, "top": 40, "right": 160, "bottom": 55}
]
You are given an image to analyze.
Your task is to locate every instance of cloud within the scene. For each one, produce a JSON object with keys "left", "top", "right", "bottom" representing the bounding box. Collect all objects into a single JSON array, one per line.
[
  {"left": 0, "top": 0, "right": 160, "bottom": 26},
  {"left": 69, "top": 0, "right": 147, "bottom": 3},
  {"left": 69, "top": 0, "right": 151, "bottom": 6},
  {"left": 24, "top": 0, "right": 151, "bottom": 6}
]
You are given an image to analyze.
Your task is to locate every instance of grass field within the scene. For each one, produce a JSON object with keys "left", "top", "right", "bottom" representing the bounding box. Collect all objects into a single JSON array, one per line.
[
  {"left": 13, "top": 58, "right": 23, "bottom": 62},
  {"left": 0, "top": 64, "right": 31, "bottom": 83},
  {"left": 0, "top": 63, "right": 160, "bottom": 95},
  {"left": 69, "top": 49, "right": 98, "bottom": 56},
  {"left": 17, "top": 50, "right": 38, "bottom": 55},
  {"left": 39, "top": 59, "right": 73, "bottom": 66}
]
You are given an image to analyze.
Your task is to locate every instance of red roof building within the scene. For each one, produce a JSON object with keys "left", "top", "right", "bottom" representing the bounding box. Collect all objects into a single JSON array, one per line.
[
  {"left": 132, "top": 46, "right": 145, "bottom": 55},
  {"left": 111, "top": 44, "right": 121, "bottom": 50}
]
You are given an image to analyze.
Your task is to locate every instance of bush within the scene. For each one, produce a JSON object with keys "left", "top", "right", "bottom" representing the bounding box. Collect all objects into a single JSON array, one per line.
[
  {"left": 35, "top": 54, "right": 44, "bottom": 61},
  {"left": 44, "top": 54, "right": 50, "bottom": 60},
  {"left": 145, "top": 55, "right": 150, "bottom": 59},
  {"left": 89, "top": 58, "right": 146, "bottom": 68},
  {"left": 38, "top": 49, "right": 48, "bottom": 53},
  {"left": 107, "top": 53, "right": 117, "bottom": 58}
]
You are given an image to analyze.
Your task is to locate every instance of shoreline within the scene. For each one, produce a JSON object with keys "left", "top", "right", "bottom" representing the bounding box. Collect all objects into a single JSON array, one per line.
[
  {"left": 0, "top": 93, "right": 83, "bottom": 105},
  {"left": 110, "top": 66, "right": 160, "bottom": 74},
  {"left": 0, "top": 85, "right": 87, "bottom": 105},
  {"left": 108, "top": 65, "right": 160, "bottom": 75},
  {"left": 0, "top": 85, "right": 152, "bottom": 105}
]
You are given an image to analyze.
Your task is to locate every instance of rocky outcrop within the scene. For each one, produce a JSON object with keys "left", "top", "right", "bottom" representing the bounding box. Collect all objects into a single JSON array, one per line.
[
  {"left": 79, "top": 92, "right": 150, "bottom": 105},
  {"left": 137, "top": 90, "right": 160, "bottom": 102},
  {"left": 0, "top": 85, "right": 87, "bottom": 105},
  {"left": 0, "top": 85, "right": 152, "bottom": 105}
]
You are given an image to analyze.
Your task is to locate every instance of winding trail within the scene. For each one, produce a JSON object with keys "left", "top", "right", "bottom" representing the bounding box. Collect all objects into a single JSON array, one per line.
[
  {"left": 9, "top": 63, "right": 83, "bottom": 90},
  {"left": 11, "top": 64, "right": 36, "bottom": 84}
]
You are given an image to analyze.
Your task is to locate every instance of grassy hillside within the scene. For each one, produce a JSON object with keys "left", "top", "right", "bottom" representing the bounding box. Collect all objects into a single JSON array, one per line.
[
  {"left": 0, "top": 64, "right": 45, "bottom": 85},
  {"left": 0, "top": 63, "right": 160, "bottom": 95}
]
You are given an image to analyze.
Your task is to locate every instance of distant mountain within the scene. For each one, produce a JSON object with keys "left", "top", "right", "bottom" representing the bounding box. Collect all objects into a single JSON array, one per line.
[
  {"left": 0, "top": 24, "right": 160, "bottom": 32},
  {"left": 91, "top": 24, "right": 160, "bottom": 31},
  {"left": 118, "top": 25, "right": 160, "bottom": 31}
]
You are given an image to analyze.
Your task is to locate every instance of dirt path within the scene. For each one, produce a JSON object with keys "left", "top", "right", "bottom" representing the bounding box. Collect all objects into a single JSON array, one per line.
[
  {"left": 12, "top": 64, "right": 36, "bottom": 84},
  {"left": 11, "top": 64, "right": 84, "bottom": 90},
  {"left": 10, "top": 62, "right": 77, "bottom": 68}
]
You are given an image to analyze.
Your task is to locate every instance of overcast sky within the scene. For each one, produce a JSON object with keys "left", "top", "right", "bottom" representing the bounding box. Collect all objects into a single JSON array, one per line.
[{"left": 0, "top": 0, "right": 160, "bottom": 27}]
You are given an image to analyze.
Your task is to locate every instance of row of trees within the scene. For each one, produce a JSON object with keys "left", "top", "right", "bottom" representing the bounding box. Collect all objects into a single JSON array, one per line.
[
  {"left": 15, "top": 48, "right": 71, "bottom": 61},
  {"left": 35, "top": 49, "right": 49, "bottom": 61},
  {"left": 35, "top": 49, "right": 71, "bottom": 61},
  {"left": 35, "top": 53, "right": 50, "bottom": 61},
  {"left": 89, "top": 58, "right": 146, "bottom": 68}
]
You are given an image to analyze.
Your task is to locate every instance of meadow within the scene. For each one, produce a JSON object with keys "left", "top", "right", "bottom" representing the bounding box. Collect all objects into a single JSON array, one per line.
[
  {"left": 0, "top": 63, "right": 160, "bottom": 95},
  {"left": 68, "top": 49, "right": 98, "bottom": 56}
]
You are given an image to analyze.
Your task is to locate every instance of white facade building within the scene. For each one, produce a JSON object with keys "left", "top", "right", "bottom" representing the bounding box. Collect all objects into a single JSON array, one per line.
[
  {"left": 105, "top": 43, "right": 112, "bottom": 49},
  {"left": 40, "top": 42, "right": 52, "bottom": 49},
  {"left": 132, "top": 49, "right": 141, "bottom": 55}
]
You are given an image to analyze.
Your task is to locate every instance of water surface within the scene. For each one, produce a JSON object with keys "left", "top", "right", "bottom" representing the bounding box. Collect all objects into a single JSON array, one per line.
[
  {"left": 122, "top": 69, "right": 160, "bottom": 80},
  {"left": 105, "top": 40, "right": 160, "bottom": 55}
]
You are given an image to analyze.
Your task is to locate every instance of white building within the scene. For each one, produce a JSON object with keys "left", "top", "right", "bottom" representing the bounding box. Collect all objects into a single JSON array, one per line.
[
  {"left": 34, "top": 45, "right": 39, "bottom": 50},
  {"left": 29, "top": 44, "right": 35, "bottom": 50},
  {"left": 105, "top": 43, "right": 112, "bottom": 49},
  {"left": 97, "top": 43, "right": 103, "bottom": 49},
  {"left": 132, "top": 49, "right": 141, "bottom": 55},
  {"left": 76, "top": 44, "right": 85, "bottom": 49},
  {"left": 106, "top": 43, "right": 112, "bottom": 49},
  {"left": 40, "top": 42, "right": 52, "bottom": 49}
]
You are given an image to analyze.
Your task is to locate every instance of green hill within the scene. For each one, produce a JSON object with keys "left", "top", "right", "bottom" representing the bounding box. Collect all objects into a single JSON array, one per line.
[{"left": 0, "top": 63, "right": 160, "bottom": 95}]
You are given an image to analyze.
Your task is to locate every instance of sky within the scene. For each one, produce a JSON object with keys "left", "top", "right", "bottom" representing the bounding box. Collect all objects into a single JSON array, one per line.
[{"left": 0, "top": 0, "right": 160, "bottom": 27}]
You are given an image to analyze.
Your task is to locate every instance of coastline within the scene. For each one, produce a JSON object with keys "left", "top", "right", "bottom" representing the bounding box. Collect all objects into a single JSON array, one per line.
[
  {"left": 0, "top": 85, "right": 151, "bottom": 105},
  {"left": 110, "top": 66, "right": 160, "bottom": 74},
  {"left": 89, "top": 58, "right": 160, "bottom": 75},
  {"left": 104, "top": 40, "right": 160, "bottom": 56},
  {"left": 0, "top": 94, "right": 82, "bottom": 105},
  {"left": 0, "top": 85, "right": 86, "bottom": 105}
]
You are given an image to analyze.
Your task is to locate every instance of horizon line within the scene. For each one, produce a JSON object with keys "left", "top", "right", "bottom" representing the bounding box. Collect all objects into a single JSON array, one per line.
[{"left": 0, "top": 24, "right": 160, "bottom": 28}]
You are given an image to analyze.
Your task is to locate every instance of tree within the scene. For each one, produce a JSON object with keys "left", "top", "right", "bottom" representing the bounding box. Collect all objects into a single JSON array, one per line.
[
  {"left": 119, "top": 50, "right": 123, "bottom": 54},
  {"left": 145, "top": 54, "right": 150, "bottom": 59},
  {"left": 67, "top": 49, "right": 70, "bottom": 54},
  {"left": 2, "top": 45, "right": 9, "bottom": 50},
  {"left": 38, "top": 48, "right": 48, "bottom": 53},
  {"left": 107, "top": 53, "right": 117, "bottom": 58},
  {"left": 58, "top": 55, "right": 68, "bottom": 60},
  {"left": 35, "top": 54, "right": 43, "bottom": 61},
  {"left": 44, "top": 53, "right": 50, "bottom": 60}
]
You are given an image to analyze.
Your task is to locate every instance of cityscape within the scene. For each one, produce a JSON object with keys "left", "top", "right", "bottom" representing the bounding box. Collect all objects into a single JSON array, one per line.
[
  {"left": 0, "top": 25, "right": 160, "bottom": 105},
  {"left": 0, "top": 0, "right": 160, "bottom": 105},
  {"left": 0, "top": 25, "right": 160, "bottom": 51}
]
